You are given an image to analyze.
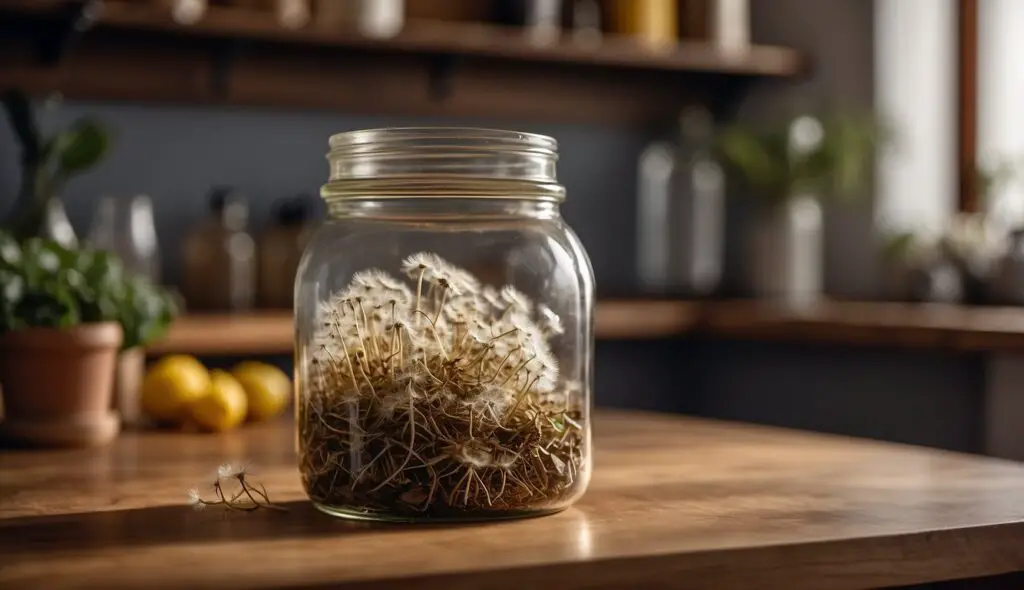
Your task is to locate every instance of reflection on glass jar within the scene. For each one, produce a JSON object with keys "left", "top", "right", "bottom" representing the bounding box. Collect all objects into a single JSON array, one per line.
[{"left": 295, "top": 128, "right": 594, "bottom": 522}]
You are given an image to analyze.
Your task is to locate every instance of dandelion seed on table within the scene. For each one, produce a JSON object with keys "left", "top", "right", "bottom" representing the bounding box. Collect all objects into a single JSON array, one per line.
[{"left": 299, "top": 252, "right": 586, "bottom": 519}]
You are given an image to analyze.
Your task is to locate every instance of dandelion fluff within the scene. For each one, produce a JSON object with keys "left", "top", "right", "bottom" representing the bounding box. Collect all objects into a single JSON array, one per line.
[{"left": 299, "top": 252, "right": 584, "bottom": 517}]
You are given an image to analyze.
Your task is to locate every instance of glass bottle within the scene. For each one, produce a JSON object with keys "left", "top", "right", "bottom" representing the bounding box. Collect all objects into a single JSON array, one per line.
[
  {"left": 295, "top": 128, "right": 594, "bottom": 522},
  {"left": 636, "top": 107, "right": 725, "bottom": 296},
  {"left": 258, "top": 196, "right": 318, "bottom": 309},
  {"left": 87, "top": 194, "right": 161, "bottom": 282},
  {"left": 182, "top": 187, "right": 256, "bottom": 312}
]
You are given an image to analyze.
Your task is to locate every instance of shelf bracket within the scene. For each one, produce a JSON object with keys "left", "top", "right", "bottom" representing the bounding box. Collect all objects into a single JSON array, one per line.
[
  {"left": 35, "top": 0, "right": 103, "bottom": 66},
  {"left": 427, "top": 54, "right": 459, "bottom": 102}
]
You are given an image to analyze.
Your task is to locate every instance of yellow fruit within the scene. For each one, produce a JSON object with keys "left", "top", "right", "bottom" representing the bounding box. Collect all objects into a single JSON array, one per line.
[
  {"left": 141, "top": 355, "right": 210, "bottom": 424},
  {"left": 232, "top": 361, "right": 291, "bottom": 422},
  {"left": 190, "top": 370, "right": 248, "bottom": 432}
]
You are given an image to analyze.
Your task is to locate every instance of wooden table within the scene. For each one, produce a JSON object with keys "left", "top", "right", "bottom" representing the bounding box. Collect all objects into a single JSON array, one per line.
[{"left": 2, "top": 410, "right": 1023, "bottom": 589}]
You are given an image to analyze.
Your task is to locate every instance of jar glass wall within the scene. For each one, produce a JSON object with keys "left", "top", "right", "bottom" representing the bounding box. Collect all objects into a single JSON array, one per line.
[{"left": 295, "top": 128, "right": 594, "bottom": 521}]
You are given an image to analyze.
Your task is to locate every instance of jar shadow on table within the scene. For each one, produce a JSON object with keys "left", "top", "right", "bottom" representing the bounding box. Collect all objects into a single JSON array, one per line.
[{"left": 0, "top": 501, "right": 591, "bottom": 555}]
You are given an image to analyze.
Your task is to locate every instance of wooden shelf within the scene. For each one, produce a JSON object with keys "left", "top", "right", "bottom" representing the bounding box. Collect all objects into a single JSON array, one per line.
[
  {"left": 700, "top": 300, "right": 1024, "bottom": 351},
  {"left": 0, "top": 1, "right": 805, "bottom": 124},
  {"left": 146, "top": 300, "right": 703, "bottom": 356},
  {"left": 147, "top": 300, "right": 1024, "bottom": 356}
]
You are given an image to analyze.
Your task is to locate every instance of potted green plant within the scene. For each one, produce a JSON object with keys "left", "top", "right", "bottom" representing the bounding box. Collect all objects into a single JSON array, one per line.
[
  {"left": 2, "top": 89, "right": 109, "bottom": 245},
  {"left": 882, "top": 159, "right": 1021, "bottom": 304},
  {"left": 717, "top": 110, "right": 886, "bottom": 308},
  {"left": 973, "top": 158, "right": 1024, "bottom": 303},
  {"left": 0, "top": 232, "right": 175, "bottom": 447}
]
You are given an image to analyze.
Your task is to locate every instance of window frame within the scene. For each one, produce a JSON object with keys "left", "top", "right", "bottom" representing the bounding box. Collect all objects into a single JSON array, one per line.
[{"left": 957, "top": 0, "right": 979, "bottom": 212}]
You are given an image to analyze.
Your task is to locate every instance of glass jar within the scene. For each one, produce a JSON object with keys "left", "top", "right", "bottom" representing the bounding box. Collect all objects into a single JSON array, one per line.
[{"left": 295, "top": 128, "right": 594, "bottom": 522}]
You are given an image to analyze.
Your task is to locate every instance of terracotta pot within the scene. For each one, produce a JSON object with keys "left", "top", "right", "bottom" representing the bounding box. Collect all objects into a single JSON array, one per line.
[{"left": 0, "top": 322, "right": 123, "bottom": 448}]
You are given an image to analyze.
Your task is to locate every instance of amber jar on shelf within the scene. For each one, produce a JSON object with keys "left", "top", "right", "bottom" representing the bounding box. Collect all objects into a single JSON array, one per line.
[
  {"left": 294, "top": 128, "right": 594, "bottom": 522},
  {"left": 258, "top": 196, "right": 318, "bottom": 309},
  {"left": 182, "top": 187, "right": 256, "bottom": 312}
]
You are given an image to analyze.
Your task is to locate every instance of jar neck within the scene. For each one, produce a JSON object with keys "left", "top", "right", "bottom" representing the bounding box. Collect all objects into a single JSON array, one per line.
[
  {"left": 327, "top": 198, "right": 562, "bottom": 221},
  {"left": 322, "top": 128, "right": 566, "bottom": 205}
]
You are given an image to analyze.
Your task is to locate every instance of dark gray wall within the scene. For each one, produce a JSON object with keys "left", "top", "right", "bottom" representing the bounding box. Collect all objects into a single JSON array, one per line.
[
  {"left": 0, "top": 0, "right": 988, "bottom": 453},
  {"left": 0, "top": 107, "right": 650, "bottom": 293}
]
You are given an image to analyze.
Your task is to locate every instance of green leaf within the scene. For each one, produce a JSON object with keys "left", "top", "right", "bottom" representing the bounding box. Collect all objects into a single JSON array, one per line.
[
  {"left": 81, "top": 249, "right": 124, "bottom": 286},
  {"left": 19, "top": 237, "right": 65, "bottom": 288},
  {"left": 119, "top": 275, "right": 176, "bottom": 349},
  {"left": 14, "top": 289, "right": 79, "bottom": 329},
  {"left": 1, "top": 89, "right": 40, "bottom": 163},
  {"left": 0, "top": 231, "right": 23, "bottom": 270},
  {"left": 57, "top": 119, "right": 109, "bottom": 175},
  {"left": 0, "top": 232, "right": 176, "bottom": 340},
  {"left": 717, "top": 127, "right": 787, "bottom": 195},
  {"left": 0, "top": 268, "right": 24, "bottom": 332},
  {"left": 0, "top": 269, "right": 24, "bottom": 305},
  {"left": 716, "top": 110, "right": 889, "bottom": 204}
]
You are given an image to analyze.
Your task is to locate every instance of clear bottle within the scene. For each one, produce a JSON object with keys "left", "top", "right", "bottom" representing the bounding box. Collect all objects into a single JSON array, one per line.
[
  {"left": 636, "top": 107, "right": 725, "bottom": 296},
  {"left": 295, "top": 128, "right": 594, "bottom": 521},
  {"left": 87, "top": 194, "right": 161, "bottom": 282},
  {"left": 182, "top": 187, "right": 256, "bottom": 312}
]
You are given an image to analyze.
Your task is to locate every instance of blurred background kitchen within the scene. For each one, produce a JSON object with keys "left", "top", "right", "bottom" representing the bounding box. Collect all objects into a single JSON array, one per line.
[{"left": 2, "top": 0, "right": 1023, "bottom": 456}]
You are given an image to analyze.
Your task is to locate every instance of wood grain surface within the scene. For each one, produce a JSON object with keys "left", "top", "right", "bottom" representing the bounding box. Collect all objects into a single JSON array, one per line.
[
  {"left": 2, "top": 410, "right": 1023, "bottom": 589},
  {"left": 146, "top": 300, "right": 1024, "bottom": 356}
]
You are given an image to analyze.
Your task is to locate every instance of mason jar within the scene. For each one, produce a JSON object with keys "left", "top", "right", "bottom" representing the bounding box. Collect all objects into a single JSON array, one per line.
[{"left": 295, "top": 128, "right": 594, "bottom": 521}]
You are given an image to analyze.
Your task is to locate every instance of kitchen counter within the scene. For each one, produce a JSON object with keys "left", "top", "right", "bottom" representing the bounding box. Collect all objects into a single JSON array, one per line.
[{"left": 2, "top": 410, "right": 1023, "bottom": 589}]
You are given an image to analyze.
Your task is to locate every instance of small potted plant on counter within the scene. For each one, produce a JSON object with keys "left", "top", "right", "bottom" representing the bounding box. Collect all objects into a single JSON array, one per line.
[
  {"left": 0, "top": 232, "right": 175, "bottom": 447},
  {"left": 717, "top": 110, "right": 887, "bottom": 309}
]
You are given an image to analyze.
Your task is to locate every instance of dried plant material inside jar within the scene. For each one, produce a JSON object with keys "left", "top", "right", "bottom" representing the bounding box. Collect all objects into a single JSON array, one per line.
[
  {"left": 300, "top": 253, "right": 585, "bottom": 519},
  {"left": 295, "top": 127, "right": 593, "bottom": 522}
]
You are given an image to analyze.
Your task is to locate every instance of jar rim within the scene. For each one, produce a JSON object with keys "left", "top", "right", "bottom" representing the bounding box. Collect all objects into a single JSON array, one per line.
[
  {"left": 324, "top": 127, "right": 565, "bottom": 203},
  {"left": 328, "top": 127, "right": 558, "bottom": 155}
]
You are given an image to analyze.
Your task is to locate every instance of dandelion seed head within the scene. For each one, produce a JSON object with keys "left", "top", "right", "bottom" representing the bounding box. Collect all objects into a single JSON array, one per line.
[
  {"left": 401, "top": 252, "right": 446, "bottom": 278},
  {"left": 442, "top": 305, "right": 471, "bottom": 325},
  {"left": 534, "top": 372, "right": 557, "bottom": 393},
  {"left": 447, "top": 266, "right": 480, "bottom": 294},
  {"left": 538, "top": 304, "right": 564, "bottom": 336},
  {"left": 436, "top": 276, "right": 462, "bottom": 296},
  {"left": 187, "top": 488, "right": 202, "bottom": 505},
  {"left": 500, "top": 285, "right": 532, "bottom": 312},
  {"left": 385, "top": 287, "right": 413, "bottom": 308},
  {"left": 376, "top": 271, "right": 409, "bottom": 292},
  {"left": 217, "top": 463, "right": 242, "bottom": 479}
]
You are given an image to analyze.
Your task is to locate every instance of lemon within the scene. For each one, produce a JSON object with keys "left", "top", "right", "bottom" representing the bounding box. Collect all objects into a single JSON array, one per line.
[
  {"left": 141, "top": 355, "right": 210, "bottom": 424},
  {"left": 190, "top": 370, "right": 248, "bottom": 432},
  {"left": 232, "top": 361, "right": 291, "bottom": 422}
]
